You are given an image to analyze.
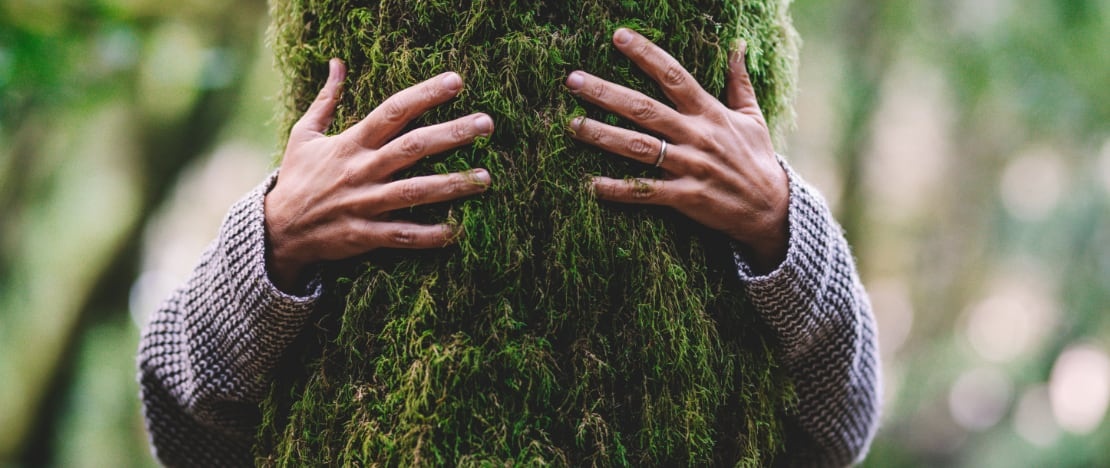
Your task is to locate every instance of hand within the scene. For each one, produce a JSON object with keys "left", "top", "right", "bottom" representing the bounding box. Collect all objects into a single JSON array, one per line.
[
  {"left": 565, "top": 28, "right": 789, "bottom": 272},
  {"left": 265, "top": 58, "right": 494, "bottom": 290}
]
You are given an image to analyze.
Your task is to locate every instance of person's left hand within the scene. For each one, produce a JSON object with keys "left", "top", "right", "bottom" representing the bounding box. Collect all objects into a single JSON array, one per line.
[{"left": 566, "top": 28, "right": 790, "bottom": 272}]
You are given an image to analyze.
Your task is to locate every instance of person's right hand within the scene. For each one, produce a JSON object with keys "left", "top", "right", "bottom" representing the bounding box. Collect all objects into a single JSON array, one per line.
[{"left": 264, "top": 58, "right": 494, "bottom": 291}]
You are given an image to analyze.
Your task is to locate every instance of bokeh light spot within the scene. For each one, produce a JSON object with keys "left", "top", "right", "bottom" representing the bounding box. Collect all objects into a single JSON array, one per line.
[
  {"left": 963, "top": 267, "right": 1058, "bottom": 363},
  {"left": 999, "top": 146, "right": 1067, "bottom": 222},
  {"left": 948, "top": 367, "right": 1013, "bottom": 431},
  {"left": 1049, "top": 344, "right": 1110, "bottom": 435}
]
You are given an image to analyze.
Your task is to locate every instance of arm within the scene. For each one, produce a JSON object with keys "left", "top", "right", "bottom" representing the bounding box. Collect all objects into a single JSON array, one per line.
[
  {"left": 736, "top": 160, "right": 880, "bottom": 466},
  {"left": 567, "top": 29, "right": 880, "bottom": 465},
  {"left": 138, "top": 174, "right": 321, "bottom": 466},
  {"left": 138, "top": 59, "right": 494, "bottom": 465}
]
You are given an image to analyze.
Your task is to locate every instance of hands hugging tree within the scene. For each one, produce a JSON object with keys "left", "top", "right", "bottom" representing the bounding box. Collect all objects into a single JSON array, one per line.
[
  {"left": 139, "top": 2, "right": 879, "bottom": 467},
  {"left": 266, "top": 27, "right": 789, "bottom": 292},
  {"left": 254, "top": 2, "right": 805, "bottom": 463}
]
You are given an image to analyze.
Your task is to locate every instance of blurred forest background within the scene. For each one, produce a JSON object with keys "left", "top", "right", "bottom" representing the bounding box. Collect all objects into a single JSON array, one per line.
[{"left": 0, "top": 0, "right": 1107, "bottom": 466}]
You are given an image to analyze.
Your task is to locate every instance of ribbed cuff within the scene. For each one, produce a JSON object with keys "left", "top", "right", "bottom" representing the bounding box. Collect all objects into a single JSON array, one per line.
[
  {"left": 215, "top": 171, "right": 322, "bottom": 380},
  {"left": 733, "top": 156, "right": 840, "bottom": 358}
]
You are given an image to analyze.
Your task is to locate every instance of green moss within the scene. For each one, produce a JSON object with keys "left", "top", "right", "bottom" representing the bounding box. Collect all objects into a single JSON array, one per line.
[{"left": 260, "top": 0, "right": 799, "bottom": 465}]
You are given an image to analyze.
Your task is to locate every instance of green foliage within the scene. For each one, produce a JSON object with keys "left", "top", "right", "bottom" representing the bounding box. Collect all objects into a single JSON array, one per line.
[{"left": 259, "top": 0, "right": 800, "bottom": 465}]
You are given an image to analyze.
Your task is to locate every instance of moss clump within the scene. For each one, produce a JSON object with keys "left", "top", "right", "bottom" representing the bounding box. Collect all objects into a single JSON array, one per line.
[{"left": 259, "top": 0, "right": 799, "bottom": 465}]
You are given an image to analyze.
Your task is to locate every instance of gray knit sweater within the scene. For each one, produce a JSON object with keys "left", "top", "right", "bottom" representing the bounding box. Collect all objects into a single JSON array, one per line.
[{"left": 138, "top": 161, "right": 880, "bottom": 467}]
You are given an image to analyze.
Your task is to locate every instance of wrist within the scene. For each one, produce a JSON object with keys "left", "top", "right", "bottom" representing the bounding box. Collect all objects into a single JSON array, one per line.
[
  {"left": 745, "top": 224, "right": 788, "bottom": 274},
  {"left": 734, "top": 196, "right": 789, "bottom": 274},
  {"left": 267, "top": 245, "right": 307, "bottom": 293},
  {"left": 264, "top": 194, "right": 309, "bottom": 293},
  {"left": 747, "top": 159, "right": 790, "bottom": 273}
]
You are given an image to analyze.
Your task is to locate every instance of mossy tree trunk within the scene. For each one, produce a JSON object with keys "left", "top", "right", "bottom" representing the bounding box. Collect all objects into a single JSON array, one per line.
[{"left": 260, "top": 1, "right": 799, "bottom": 465}]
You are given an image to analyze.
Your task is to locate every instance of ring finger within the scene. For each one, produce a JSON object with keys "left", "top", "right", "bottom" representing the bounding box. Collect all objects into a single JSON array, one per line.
[{"left": 570, "top": 116, "right": 687, "bottom": 172}]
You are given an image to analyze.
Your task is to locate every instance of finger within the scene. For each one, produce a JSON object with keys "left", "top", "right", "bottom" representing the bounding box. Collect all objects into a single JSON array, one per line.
[
  {"left": 726, "top": 41, "right": 761, "bottom": 115},
  {"left": 358, "top": 221, "right": 461, "bottom": 250},
  {"left": 372, "top": 113, "right": 493, "bottom": 175},
  {"left": 294, "top": 58, "right": 346, "bottom": 136},
  {"left": 349, "top": 72, "right": 465, "bottom": 149},
  {"left": 590, "top": 176, "right": 673, "bottom": 206},
  {"left": 610, "top": 28, "right": 716, "bottom": 114},
  {"left": 565, "top": 71, "right": 691, "bottom": 137},
  {"left": 361, "top": 169, "right": 491, "bottom": 215},
  {"left": 569, "top": 117, "right": 685, "bottom": 171}
]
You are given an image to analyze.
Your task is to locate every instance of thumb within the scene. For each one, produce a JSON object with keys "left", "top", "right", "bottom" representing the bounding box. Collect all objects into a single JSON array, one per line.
[
  {"left": 295, "top": 58, "right": 346, "bottom": 135},
  {"left": 726, "top": 41, "right": 760, "bottom": 114}
]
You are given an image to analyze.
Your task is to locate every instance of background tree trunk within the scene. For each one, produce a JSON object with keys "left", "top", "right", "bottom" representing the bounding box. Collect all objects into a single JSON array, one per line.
[{"left": 260, "top": 1, "right": 800, "bottom": 465}]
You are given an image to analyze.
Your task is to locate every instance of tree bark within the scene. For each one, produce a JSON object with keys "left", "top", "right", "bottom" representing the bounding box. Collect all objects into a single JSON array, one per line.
[{"left": 260, "top": 1, "right": 799, "bottom": 465}]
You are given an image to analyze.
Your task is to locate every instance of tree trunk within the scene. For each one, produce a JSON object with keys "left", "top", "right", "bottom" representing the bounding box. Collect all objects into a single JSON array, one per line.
[{"left": 260, "top": 1, "right": 799, "bottom": 465}]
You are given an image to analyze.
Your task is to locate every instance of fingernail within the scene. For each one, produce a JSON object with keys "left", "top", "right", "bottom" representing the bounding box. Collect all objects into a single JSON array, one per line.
[
  {"left": 566, "top": 71, "right": 584, "bottom": 91},
  {"left": 589, "top": 177, "right": 604, "bottom": 195},
  {"left": 442, "top": 72, "right": 462, "bottom": 91},
  {"left": 473, "top": 169, "right": 491, "bottom": 185},
  {"left": 474, "top": 114, "right": 493, "bottom": 135},
  {"left": 445, "top": 224, "right": 463, "bottom": 243},
  {"left": 614, "top": 28, "right": 633, "bottom": 45},
  {"left": 734, "top": 41, "right": 748, "bottom": 62},
  {"left": 329, "top": 58, "right": 346, "bottom": 83},
  {"left": 569, "top": 116, "right": 584, "bottom": 130}
]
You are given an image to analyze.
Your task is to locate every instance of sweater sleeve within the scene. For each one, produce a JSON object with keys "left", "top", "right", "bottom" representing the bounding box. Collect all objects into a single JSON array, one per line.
[
  {"left": 137, "top": 173, "right": 322, "bottom": 467},
  {"left": 735, "top": 157, "right": 881, "bottom": 467}
]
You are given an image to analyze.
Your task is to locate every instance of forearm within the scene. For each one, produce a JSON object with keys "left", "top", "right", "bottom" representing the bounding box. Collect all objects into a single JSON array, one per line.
[
  {"left": 736, "top": 158, "right": 881, "bottom": 466},
  {"left": 137, "top": 173, "right": 321, "bottom": 464}
]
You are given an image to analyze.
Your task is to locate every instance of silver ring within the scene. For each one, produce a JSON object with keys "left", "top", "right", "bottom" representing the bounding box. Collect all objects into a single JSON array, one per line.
[{"left": 655, "top": 138, "right": 668, "bottom": 168}]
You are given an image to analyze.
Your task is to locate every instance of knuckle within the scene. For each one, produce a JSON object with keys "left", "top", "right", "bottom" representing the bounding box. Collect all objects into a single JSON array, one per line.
[
  {"left": 587, "top": 122, "right": 606, "bottom": 143},
  {"left": 345, "top": 222, "right": 368, "bottom": 247},
  {"left": 388, "top": 227, "right": 436, "bottom": 247},
  {"left": 705, "top": 137, "right": 726, "bottom": 156},
  {"left": 382, "top": 99, "right": 407, "bottom": 123},
  {"left": 586, "top": 120, "right": 603, "bottom": 143},
  {"left": 691, "top": 129, "right": 718, "bottom": 152},
  {"left": 391, "top": 229, "right": 416, "bottom": 246},
  {"left": 398, "top": 135, "right": 425, "bottom": 158},
  {"left": 630, "top": 98, "right": 657, "bottom": 121},
  {"left": 451, "top": 120, "right": 470, "bottom": 140},
  {"left": 629, "top": 180, "right": 657, "bottom": 201},
  {"left": 663, "top": 64, "right": 687, "bottom": 87},
  {"left": 340, "top": 166, "right": 360, "bottom": 187},
  {"left": 627, "top": 136, "right": 655, "bottom": 158},
  {"left": 589, "top": 82, "right": 608, "bottom": 100},
  {"left": 453, "top": 173, "right": 476, "bottom": 193},
  {"left": 398, "top": 180, "right": 425, "bottom": 205}
]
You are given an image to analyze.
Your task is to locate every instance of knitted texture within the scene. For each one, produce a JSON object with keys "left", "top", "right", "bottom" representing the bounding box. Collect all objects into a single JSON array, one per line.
[
  {"left": 138, "top": 161, "right": 880, "bottom": 467},
  {"left": 138, "top": 173, "right": 321, "bottom": 467},
  {"left": 735, "top": 158, "right": 880, "bottom": 466}
]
